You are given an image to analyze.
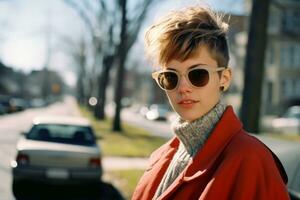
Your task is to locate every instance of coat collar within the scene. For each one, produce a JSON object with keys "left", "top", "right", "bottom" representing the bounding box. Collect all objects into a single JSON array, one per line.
[
  {"left": 184, "top": 106, "right": 242, "bottom": 180},
  {"left": 158, "top": 106, "right": 243, "bottom": 199}
]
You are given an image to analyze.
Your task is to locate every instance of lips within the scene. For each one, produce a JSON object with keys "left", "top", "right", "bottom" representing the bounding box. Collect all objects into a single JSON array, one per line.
[{"left": 177, "top": 99, "right": 199, "bottom": 108}]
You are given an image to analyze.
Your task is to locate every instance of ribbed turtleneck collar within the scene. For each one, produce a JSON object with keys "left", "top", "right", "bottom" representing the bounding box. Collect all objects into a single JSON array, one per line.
[{"left": 171, "top": 102, "right": 226, "bottom": 156}]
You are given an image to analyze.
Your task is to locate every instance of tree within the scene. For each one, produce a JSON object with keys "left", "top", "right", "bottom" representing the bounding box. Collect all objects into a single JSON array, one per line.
[
  {"left": 112, "top": 0, "right": 156, "bottom": 131},
  {"left": 60, "top": 35, "right": 89, "bottom": 104},
  {"left": 64, "top": 0, "right": 109, "bottom": 118},
  {"left": 65, "top": 0, "right": 157, "bottom": 131},
  {"left": 240, "top": 0, "right": 270, "bottom": 133}
]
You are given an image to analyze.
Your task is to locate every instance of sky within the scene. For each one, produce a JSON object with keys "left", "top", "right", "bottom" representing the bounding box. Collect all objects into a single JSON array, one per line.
[{"left": 0, "top": 0, "right": 245, "bottom": 87}]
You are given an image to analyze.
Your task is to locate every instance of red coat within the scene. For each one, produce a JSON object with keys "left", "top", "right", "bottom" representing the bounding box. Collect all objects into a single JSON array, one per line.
[{"left": 132, "top": 106, "right": 289, "bottom": 200}]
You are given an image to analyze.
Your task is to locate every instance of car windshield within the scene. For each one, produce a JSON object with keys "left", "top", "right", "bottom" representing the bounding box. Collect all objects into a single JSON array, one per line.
[{"left": 26, "top": 124, "right": 96, "bottom": 146}]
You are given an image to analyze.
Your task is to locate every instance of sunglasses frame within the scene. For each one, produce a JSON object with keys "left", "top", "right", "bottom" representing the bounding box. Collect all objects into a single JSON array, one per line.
[{"left": 152, "top": 65, "right": 226, "bottom": 91}]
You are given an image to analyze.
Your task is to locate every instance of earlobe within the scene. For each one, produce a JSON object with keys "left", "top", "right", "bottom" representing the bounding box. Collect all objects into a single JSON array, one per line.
[{"left": 220, "top": 67, "right": 232, "bottom": 91}]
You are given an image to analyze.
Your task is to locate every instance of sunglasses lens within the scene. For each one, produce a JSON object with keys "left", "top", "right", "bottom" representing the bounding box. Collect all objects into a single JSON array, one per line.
[
  {"left": 188, "top": 69, "right": 209, "bottom": 87},
  {"left": 157, "top": 72, "right": 178, "bottom": 90}
]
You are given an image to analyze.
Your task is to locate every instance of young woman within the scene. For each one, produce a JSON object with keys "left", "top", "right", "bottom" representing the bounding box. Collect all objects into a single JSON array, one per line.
[{"left": 132, "top": 6, "right": 289, "bottom": 200}]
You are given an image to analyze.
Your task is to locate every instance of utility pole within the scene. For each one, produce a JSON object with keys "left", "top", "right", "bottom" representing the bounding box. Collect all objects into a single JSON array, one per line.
[{"left": 240, "top": 0, "right": 270, "bottom": 133}]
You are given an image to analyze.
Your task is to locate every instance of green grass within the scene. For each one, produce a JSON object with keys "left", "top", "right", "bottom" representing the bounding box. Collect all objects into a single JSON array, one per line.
[
  {"left": 79, "top": 106, "right": 167, "bottom": 157},
  {"left": 104, "top": 169, "right": 145, "bottom": 200}
]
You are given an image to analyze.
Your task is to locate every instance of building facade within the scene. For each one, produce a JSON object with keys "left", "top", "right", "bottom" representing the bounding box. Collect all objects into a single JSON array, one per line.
[{"left": 263, "top": 0, "right": 300, "bottom": 115}]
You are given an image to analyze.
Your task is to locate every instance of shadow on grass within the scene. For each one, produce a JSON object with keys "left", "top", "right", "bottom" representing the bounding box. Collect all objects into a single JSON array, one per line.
[{"left": 13, "top": 180, "right": 125, "bottom": 200}]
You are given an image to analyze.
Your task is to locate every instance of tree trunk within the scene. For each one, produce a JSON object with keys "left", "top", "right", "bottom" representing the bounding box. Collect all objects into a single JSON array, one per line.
[
  {"left": 94, "top": 55, "right": 114, "bottom": 120},
  {"left": 76, "top": 76, "right": 84, "bottom": 104},
  {"left": 77, "top": 60, "right": 87, "bottom": 105},
  {"left": 113, "top": 0, "right": 127, "bottom": 132},
  {"left": 42, "top": 68, "right": 50, "bottom": 99},
  {"left": 240, "top": 0, "right": 270, "bottom": 133}
]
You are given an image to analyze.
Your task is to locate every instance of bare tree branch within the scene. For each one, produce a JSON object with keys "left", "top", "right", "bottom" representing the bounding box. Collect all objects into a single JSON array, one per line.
[
  {"left": 127, "top": 0, "right": 154, "bottom": 48},
  {"left": 64, "top": 0, "right": 95, "bottom": 40}
]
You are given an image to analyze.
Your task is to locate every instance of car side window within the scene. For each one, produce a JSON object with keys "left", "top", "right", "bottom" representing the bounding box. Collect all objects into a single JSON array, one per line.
[{"left": 37, "top": 128, "right": 51, "bottom": 141}]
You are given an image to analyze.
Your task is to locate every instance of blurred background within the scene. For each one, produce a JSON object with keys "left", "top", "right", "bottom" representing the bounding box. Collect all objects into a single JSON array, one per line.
[
  {"left": 0, "top": 0, "right": 299, "bottom": 199},
  {"left": 0, "top": 0, "right": 299, "bottom": 132}
]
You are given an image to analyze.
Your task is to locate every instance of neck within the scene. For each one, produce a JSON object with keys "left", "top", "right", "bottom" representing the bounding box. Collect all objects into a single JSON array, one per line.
[{"left": 171, "top": 102, "right": 226, "bottom": 156}]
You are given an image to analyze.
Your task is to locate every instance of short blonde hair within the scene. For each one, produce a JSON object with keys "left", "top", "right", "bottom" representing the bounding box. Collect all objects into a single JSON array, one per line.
[{"left": 145, "top": 6, "right": 229, "bottom": 68}]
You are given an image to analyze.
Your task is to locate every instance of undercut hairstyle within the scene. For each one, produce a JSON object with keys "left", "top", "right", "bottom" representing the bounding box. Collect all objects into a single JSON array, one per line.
[{"left": 145, "top": 6, "right": 230, "bottom": 68}]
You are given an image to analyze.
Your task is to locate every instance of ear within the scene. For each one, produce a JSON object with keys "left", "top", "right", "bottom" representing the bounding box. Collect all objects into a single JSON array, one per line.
[{"left": 220, "top": 67, "right": 232, "bottom": 91}]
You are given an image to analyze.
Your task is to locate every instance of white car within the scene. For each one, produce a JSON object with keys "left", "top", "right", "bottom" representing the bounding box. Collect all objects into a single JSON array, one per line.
[
  {"left": 11, "top": 115, "right": 103, "bottom": 196},
  {"left": 272, "top": 106, "right": 300, "bottom": 134},
  {"left": 146, "top": 104, "right": 171, "bottom": 121}
]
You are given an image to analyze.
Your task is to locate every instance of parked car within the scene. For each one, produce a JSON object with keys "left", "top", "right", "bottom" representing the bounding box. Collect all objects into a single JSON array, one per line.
[
  {"left": 139, "top": 105, "right": 150, "bottom": 118},
  {"left": 146, "top": 104, "right": 171, "bottom": 121},
  {"left": 0, "top": 97, "right": 13, "bottom": 113},
  {"left": 271, "top": 106, "right": 300, "bottom": 134},
  {"left": 0, "top": 104, "right": 6, "bottom": 115},
  {"left": 11, "top": 115, "right": 103, "bottom": 197}
]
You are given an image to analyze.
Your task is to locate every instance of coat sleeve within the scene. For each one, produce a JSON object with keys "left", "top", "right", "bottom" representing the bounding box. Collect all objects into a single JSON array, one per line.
[{"left": 199, "top": 146, "right": 290, "bottom": 200}]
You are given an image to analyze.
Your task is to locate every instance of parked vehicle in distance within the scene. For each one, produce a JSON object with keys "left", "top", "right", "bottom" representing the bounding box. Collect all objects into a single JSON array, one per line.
[
  {"left": 0, "top": 96, "right": 14, "bottom": 113},
  {"left": 11, "top": 115, "right": 102, "bottom": 197},
  {"left": 139, "top": 105, "right": 150, "bottom": 118},
  {"left": 146, "top": 104, "right": 171, "bottom": 121},
  {"left": 271, "top": 106, "right": 300, "bottom": 134},
  {"left": 0, "top": 104, "right": 6, "bottom": 115}
]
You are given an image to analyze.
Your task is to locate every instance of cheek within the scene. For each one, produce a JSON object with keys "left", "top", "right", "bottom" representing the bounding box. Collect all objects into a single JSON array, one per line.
[
  {"left": 207, "top": 76, "right": 221, "bottom": 93},
  {"left": 166, "top": 92, "right": 177, "bottom": 109},
  {"left": 204, "top": 83, "right": 221, "bottom": 103},
  {"left": 196, "top": 81, "right": 221, "bottom": 103}
]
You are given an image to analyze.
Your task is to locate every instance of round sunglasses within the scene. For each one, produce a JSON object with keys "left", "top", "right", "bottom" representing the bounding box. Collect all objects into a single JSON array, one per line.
[{"left": 152, "top": 66, "right": 225, "bottom": 91}]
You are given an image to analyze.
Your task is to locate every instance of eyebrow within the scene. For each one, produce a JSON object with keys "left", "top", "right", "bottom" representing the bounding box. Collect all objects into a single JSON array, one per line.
[{"left": 166, "top": 63, "right": 207, "bottom": 71}]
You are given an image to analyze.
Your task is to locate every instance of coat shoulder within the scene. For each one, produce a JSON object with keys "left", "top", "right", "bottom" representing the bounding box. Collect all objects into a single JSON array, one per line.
[
  {"left": 226, "top": 130, "right": 273, "bottom": 158},
  {"left": 223, "top": 130, "right": 288, "bottom": 183}
]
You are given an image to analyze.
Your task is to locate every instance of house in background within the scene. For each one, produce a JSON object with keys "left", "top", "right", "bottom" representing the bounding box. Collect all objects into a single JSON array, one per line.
[
  {"left": 263, "top": 0, "right": 300, "bottom": 115},
  {"left": 225, "top": 0, "right": 300, "bottom": 117}
]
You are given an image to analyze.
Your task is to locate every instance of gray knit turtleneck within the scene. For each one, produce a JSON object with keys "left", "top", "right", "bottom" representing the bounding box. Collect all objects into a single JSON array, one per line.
[{"left": 153, "top": 102, "right": 226, "bottom": 199}]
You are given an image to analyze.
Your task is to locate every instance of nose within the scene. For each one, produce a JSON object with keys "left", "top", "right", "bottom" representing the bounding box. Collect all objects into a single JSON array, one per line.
[{"left": 177, "top": 75, "right": 192, "bottom": 93}]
